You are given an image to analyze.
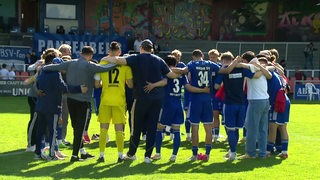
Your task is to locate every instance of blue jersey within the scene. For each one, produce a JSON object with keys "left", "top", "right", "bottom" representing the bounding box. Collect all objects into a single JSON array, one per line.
[
  {"left": 218, "top": 68, "right": 254, "bottom": 105},
  {"left": 160, "top": 75, "right": 188, "bottom": 126},
  {"left": 267, "top": 71, "right": 284, "bottom": 110},
  {"left": 177, "top": 61, "right": 187, "bottom": 68},
  {"left": 36, "top": 69, "right": 81, "bottom": 114},
  {"left": 187, "top": 60, "right": 220, "bottom": 97},
  {"left": 163, "top": 75, "right": 188, "bottom": 103},
  {"left": 126, "top": 53, "right": 170, "bottom": 100},
  {"left": 187, "top": 60, "right": 219, "bottom": 124},
  {"left": 211, "top": 62, "right": 222, "bottom": 98}
]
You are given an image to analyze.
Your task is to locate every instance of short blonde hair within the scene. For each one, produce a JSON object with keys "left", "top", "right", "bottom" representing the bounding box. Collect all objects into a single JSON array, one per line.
[
  {"left": 58, "top": 44, "right": 72, "bottom": 55},
  {"left": 208, "top": 49, "right": 219, "bottom": 56},
  {"left": 171, "top": 49, "right": 182, "bottom": 57}
]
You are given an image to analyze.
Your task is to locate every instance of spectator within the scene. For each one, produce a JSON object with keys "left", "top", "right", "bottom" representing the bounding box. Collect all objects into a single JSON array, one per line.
[
  {"left": 8, "top": 65, "right": 16, "bottom": 80},
  {"left": 133, "top": 34, "right": 142, "bottom": 53},
  {"left": 0, "top": 63, "right": 9, "bottom": 80},
  {"left": 31, "top": 50, "right": 39, "bottom": 64},
  {"left": 304, "top": 42, "right": 317, "bottom": 69},
  {"left": 56, "top": 25, "right": 65, "bottom": 34},
  {"left": 25, "top": 53, "right": 32, "bottom": 65}
]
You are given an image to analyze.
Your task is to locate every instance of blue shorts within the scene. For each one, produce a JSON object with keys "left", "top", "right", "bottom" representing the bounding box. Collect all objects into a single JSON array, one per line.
[
  {"left": 223, "top": 104, "right": 246, "bottom": 129},
  {"left": 212, "top": 97, "right": 223, "bottom": 111},
  {"left": 189, "top": 96, "right": 213, "bottom": 125},
  {"left": 160, "top": 101, "right": 184, "bottom": 126},
  {"left": 269, "top": 100, "right": 290, "bottom": 125}
]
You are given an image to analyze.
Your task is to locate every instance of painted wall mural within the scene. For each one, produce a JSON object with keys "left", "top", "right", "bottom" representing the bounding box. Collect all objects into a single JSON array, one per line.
[
  {"left": 218, "top": 2, "right": 269, "bottom": 40},
  {"left": 152, "top": 0, "right": 212, "bottom": 40},
  {"left": 276, "top": 1, "right": 320, "bottom": 41},
  {"left": 89, "top": 0, "right": 212, "bottom": 40}
]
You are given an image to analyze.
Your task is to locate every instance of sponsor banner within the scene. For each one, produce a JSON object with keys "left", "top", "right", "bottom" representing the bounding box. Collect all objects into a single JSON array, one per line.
[
  {"left": 0, "top": 45, "right": 31, "bottom": 61},
  {"left": 33, "top": 33, "right": 128, "bottom": 60},
  {"left": 0, "top": 80, "right": 32, "bottom": 96},
  {"left": 294, "top": 81, "right": 320, "bottom": 101}
]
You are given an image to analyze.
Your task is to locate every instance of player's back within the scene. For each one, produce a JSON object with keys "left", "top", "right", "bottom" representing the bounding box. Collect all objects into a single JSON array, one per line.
[
  {"left": 187, "top": 60, "right": 218, "bottom": 88},
  {"left": 99, "top": 61, "right": 132, "bottom": 106}
]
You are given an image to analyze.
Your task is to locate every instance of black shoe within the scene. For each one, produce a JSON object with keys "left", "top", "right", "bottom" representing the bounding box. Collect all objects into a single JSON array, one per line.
[
  {"left": 81, "top": 153, "right": 95, "bottom": 160},
  {"left": 70, "top": 156, "right": 80, "bottom": 162},
  {"left": 117, "top": 157, "right": 124, "bottom": 163},
  {"left": 97, "top": 156, "right": 105, "bottom": 163}
]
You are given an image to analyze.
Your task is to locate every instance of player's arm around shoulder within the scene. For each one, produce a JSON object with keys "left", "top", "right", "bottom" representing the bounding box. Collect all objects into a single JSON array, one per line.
[
  {"left": 185, "top": 83, "right": 210, "bottom": 93},
  {"left": 101, "top": 55, "right": 127, "bottom": 65},
  {"left": 88, "top": 60, "right": 117, "bottom": 73}
]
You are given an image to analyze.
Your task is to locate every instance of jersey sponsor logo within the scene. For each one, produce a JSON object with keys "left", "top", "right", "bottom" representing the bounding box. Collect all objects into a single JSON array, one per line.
[
  {"left": 229, "top": 73, "right": 243, "bottom": 79},
  {"left": 169, "top": 93, "right": 182, "bottom": 97}
]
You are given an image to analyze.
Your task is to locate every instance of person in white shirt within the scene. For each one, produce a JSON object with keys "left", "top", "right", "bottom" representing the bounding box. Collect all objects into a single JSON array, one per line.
[
  {"left": 133, "top": 35, "right": 142, "bottom": 53},
  {"left": 0, "top": 64, "right": 9, "bottom": 80},
  {"left": 8, "top": 66, "right": 16, "bottom": 80},
  {"left": 241, "top": 55, "right": 272, "bottom": 159}
]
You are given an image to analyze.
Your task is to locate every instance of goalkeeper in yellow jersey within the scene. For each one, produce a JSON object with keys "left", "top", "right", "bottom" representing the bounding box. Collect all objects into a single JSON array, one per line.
[{"left": 94, "top": 41, "right": 133, "bottom": 163}]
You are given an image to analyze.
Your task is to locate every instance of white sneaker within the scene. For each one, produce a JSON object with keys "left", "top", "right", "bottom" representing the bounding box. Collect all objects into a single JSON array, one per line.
[
  {"left": 224, "top": 150, "right": 231, "bottom": 158},
  {"left": 225, "top": 152, "right": 237, "bottom": 161},
  {"left": 56, "top": 151, "right": 68, "bottom": 158},
  {"left": 151, "top": 153, "right": 161, "bottom": 160},
  {"left": 169, "top": 155, "right": 176, "bottom": 162},
  {"left": 26, "top": 145, "right": 35, "bottom": 152},
  {"left": 144, "top": 157, "right": 152, "bottom": 163},
  {"left": 142, "top": 134, "right": 146, "bottom": 141},
  {"left": 123, "top": 154, "right": 137, "bottom": 161},
  {"left": 188, "top": 155, "right": 198, "bottom": 161}
]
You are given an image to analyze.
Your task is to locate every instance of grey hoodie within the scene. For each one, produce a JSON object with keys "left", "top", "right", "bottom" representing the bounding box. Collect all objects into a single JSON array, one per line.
[{"left": 43, "top": 56, "right": 116, "bottom": 102}]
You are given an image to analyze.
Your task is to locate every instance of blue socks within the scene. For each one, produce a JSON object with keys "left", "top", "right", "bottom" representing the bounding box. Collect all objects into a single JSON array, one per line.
[
  {"left": 205, "top": 144, "right": 212, "bottom": 155},
  {"left": 172, "top": 130, "right": 181, "bottom": 155},
  {"left": 227, "top": 129, "right": 237, "bottom": 153}
]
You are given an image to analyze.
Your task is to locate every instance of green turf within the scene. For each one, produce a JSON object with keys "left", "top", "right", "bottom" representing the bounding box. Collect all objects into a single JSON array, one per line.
[{"left": 0, "top": 96, "right": 319, "bottom": 179}]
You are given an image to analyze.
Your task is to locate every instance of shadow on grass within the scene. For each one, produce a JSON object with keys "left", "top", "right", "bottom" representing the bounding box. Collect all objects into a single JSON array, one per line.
[{"left": 0, "top": 148, "right": 284, "bottom": 179}]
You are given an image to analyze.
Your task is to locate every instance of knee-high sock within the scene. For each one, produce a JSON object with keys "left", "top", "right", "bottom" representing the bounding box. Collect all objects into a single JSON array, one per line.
[
  {"left": 99, "top": 128, "right": 108, "bottom": 153},
  {"left": 214, "top": 128, "right": 220, "bottom": 137},
  {"left": 281, "top": 139, "right": 288, "bottom": 153},
  {"left": 192, "top": 146, "right": 198, "bottom": 156},
  {"left": 115, "top": 131, "right": 124, "bottom": 153},
  {"left": 205, "top": 144, "right": 212, "bottom": 155},
  {"left": 172, "top": 130, "right": 181, "bottom": 155},
  {"left": 235, "top": 129, "right": 239, "bottom": 142},
  {"left": 185, "top": 120, "right": 191, "bottom": 134},
  {"left": 227, "top": 129, "right": 237, "bottom": 153},
  {"left": 267, "top": 141, "right": 275, "bottom": 152},
  {"left": 155, "top": 130, "right": 163, "bottom": 154},
  {"left": 243, "top": 128, "right": 247, "bottom": 137}
]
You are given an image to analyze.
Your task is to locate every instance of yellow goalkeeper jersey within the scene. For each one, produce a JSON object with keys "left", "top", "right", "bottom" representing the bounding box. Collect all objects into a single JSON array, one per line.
[{"left": 97, "top": 61, "right": 133, "bottom": 106}]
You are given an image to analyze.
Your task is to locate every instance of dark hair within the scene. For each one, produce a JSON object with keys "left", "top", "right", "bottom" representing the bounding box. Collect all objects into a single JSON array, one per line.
[
  {"left": 241, "top": 51, "right": 255, "bottom": 62},
  {"left": 140, "top": 39, "right": 153, "bottom": 52},
  {"left": 81, "top": 46, "right": 94, "bottom": 55},
  {"left": 2, "top": 63, "right": 7, "bottom": 68},
  {"left": 109, "top": 41, "right": 121, "bottom": 51},
  {"left": 45, "top": 52, "right": 57, "bottom": 65},
  {"left": 192, "top": 49, "right": 203, "bottom": 58},
  {"left": 164, "top": 55, "right": 177, "bottom": 67}
]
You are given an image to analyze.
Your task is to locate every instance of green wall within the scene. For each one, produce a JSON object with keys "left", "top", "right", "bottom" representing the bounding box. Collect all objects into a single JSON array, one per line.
[{"left": 0, "top": 0, "right": 16, "bottom": 24}]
